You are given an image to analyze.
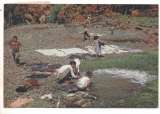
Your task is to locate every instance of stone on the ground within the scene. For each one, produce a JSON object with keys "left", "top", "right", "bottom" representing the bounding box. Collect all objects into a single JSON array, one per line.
[
  {"left": 64, "top": 91, "right": 96, "bottom": 107},
  {"left": 40, "top": 93, "right": 53, "bottom": 100},
  {"left": 8, "top": 97, "right": 33, "bottom": 108}
]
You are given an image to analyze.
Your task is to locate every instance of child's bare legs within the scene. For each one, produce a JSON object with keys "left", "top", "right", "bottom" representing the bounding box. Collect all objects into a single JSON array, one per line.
[{"left": 12, "top": 51, "right": 16, "bottom": 63}]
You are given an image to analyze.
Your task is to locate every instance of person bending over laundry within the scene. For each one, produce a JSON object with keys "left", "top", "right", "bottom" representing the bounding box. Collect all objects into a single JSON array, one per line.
[
  {"left": 56, "top": 59, "right": 80, "bottom": 83},
  {"left": 8, "top": 35, "right": 22, "bottom": 64},
  {"left": 93, "top": 36, "right": 105, "bottom": 57}
]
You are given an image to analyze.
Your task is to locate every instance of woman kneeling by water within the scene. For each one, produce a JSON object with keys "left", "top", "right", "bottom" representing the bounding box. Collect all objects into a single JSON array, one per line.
[
  {"left": 55, "top": 58, "right": 81, "bottom": 83},
  {"left": 55, "top": 58, "right": 91, "bottom": 91}
]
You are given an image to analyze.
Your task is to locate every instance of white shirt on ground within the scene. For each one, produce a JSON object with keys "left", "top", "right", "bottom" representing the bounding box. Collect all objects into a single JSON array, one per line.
[{"left": 76, "top": 76, "right": 91, "bottom": 89}]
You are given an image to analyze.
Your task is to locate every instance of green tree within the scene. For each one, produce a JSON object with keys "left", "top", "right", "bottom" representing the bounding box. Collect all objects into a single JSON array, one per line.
[{"left": 48, "top": 4, "right": 64, "bottom": 23}]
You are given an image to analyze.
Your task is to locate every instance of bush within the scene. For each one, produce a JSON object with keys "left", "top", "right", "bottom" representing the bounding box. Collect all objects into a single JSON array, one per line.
[{"left": 48, "top": 5, "right": 63, "bottom": 23}]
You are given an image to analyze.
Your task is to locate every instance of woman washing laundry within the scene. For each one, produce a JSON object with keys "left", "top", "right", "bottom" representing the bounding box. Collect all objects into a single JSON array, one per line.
[
  {"left": 55, "top": 58, "right": 92, "bottom": 91},
  {"left": 55, "top": 58, "right": 81, "bottom": 84}
]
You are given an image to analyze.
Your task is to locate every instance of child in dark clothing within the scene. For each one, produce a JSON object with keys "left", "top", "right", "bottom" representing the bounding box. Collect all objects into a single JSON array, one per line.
[{"left": 83, "top": 26, "right": 90, "bottom": 41}]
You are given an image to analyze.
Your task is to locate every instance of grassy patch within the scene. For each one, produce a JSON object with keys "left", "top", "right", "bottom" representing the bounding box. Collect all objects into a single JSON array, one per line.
[
  {"left": 81, "top": 51, "right": 158, "bottom": 107},
  {"left": 112, "top": 80, "right": 158, "bottom": 108},
  {"left": 80, "top": 51, "right": 158, "bottom": 75},
  {"left": 118, "top": 15, "right": 158, "bottom": 27}
]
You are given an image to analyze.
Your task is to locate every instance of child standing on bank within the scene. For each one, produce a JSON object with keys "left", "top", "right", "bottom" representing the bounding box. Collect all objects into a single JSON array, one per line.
[{"left": 8, "top": 35, "right": 22, "bottom": 64}]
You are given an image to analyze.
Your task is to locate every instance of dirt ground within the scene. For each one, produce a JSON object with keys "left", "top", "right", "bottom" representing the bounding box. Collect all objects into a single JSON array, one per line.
[{"left": 4, "top": 17, "right": 158, "bottom": 107}]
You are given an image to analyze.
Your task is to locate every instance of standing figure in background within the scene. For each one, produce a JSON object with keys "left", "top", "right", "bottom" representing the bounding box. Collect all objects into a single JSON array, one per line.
[
  {"left": 93, "top": 36, "right": 105, "bottom": 57},
  {"left": 8, "top": 35, "right": 22, "bottom": 64},
  {"left": 86, "top": 15, "right": 91, "bottom": 25},
  {"left": 83, "top": 26, "right": 91, "bottom": 41}
]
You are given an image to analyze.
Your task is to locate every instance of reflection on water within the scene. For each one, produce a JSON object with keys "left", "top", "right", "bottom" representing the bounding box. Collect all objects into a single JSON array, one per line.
[{"left": 90, "top": 73, "right": 142, "bottom": 107}]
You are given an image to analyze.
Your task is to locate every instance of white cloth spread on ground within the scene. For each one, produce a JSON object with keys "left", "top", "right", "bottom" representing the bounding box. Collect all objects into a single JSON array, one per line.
[
  {"left": 36, "top": 48, "right": 88, "bottom": 57},
  {"left": 76, "top": 76, "right": 91, "bottom": 89},
  {"left": 86, "top": 45, "right": 142, "bottom": 55},
  {"left": 35, "top": 45, "right": 142, "bottom": 57}
]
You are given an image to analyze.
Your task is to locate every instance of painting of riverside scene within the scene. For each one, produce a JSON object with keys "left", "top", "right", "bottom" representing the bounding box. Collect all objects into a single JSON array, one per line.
[{"left": 4, "top": 4, "right": 158, "bottom": 108}]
